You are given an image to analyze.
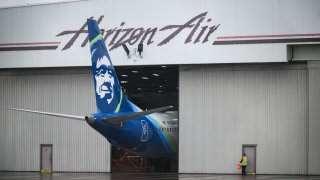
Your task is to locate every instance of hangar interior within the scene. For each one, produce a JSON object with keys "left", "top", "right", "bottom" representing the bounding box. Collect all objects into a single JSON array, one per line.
[{"left": 112, "top": 65, "right": 179, "bottom": 173}]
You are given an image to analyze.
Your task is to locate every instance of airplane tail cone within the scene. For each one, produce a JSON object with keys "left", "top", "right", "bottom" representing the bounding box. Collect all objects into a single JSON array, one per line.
[{"left": 85, "top": 115, "right": 95, "bottom": 125}]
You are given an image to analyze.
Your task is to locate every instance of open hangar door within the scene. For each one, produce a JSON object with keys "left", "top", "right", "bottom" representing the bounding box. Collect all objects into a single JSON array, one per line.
[
  {"left": 111, "top": 65, "right": 179, "bottom": 173},
  {"left": 0, "top": 65, "right": 178, "bottom": 173}
]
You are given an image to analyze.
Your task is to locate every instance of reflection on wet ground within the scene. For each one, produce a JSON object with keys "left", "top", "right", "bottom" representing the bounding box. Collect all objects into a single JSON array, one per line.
[{"left": 0, "top": 172, "right": 319, "bottom": 180}]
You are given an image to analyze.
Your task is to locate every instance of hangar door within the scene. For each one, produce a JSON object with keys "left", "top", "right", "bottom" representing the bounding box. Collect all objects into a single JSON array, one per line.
[
  {"left": 0, "top": 68, "right": 110, "bottom": 172},
  {"left": 179, "top": 63, "right": 307, "bottom": 174},
  {"left": 243, "top": 144, "right": 256, "bottom": 174}
]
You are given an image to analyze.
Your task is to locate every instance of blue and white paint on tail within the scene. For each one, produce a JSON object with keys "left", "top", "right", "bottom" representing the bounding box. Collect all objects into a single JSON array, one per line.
[{"left": 87, "top": 19, "right": 133, "bottom": 113}]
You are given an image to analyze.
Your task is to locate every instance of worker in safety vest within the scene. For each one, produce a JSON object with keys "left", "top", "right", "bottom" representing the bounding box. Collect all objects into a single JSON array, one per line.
[{"left": 240, "top": 153, "right": 248, "bottom": 175}]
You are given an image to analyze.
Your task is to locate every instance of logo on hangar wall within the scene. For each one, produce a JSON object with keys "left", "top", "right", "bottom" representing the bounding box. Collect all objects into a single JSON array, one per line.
[
  {"left": 0, "top": 12, "right": 220, "bottom": 52},
  {"left": 1, "top": 11, "right": 320, "bottom": 52},
  {"left": 57, "top": 12, "right": 220, "bottom": 51}
]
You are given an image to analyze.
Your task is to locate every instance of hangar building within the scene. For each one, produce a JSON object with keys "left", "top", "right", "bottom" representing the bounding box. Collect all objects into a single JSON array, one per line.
[{"left": 0, "top": 0, "right": 320, "bottom": 175}]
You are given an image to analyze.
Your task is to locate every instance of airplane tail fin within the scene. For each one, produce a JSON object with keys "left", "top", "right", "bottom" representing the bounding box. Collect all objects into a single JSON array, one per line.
[{"left": 87, "top": 19, "right": 133, "bottom": 113}]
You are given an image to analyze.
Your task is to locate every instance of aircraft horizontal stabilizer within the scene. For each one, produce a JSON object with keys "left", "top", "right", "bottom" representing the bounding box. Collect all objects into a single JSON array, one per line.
[
  {"left": 102, "top": 106, "right": 173, "bottom": 124},
  {"left": 9, "top": 107, "right": 85, "bottom": 121}
]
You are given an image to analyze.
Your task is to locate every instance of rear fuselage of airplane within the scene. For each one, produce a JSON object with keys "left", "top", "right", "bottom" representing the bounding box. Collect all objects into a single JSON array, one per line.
[{"left": 89, "top": 103, "right": 178, "bottom": 158}]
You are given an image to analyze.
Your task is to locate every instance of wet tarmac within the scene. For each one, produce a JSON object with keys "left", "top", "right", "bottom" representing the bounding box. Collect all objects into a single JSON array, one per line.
[{"left": 0, "top": 172, "right": 319, "bottom": 180}]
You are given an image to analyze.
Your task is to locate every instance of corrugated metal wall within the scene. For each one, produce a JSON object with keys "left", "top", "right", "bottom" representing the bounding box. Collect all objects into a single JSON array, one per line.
[
  {"left": 308, "top": 61, "right": 320, "bottom": 175},
  {"left": 179, "top": 63, "right": 308, "bottom": 174},
  {"left": 0, "top": 68, "right": 110, "bottom": 172}
]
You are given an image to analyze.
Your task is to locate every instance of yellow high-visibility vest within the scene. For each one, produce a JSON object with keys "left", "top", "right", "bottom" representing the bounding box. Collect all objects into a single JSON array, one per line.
[{"left": 242, "top": 156, "right": 248, "bottom": 166}]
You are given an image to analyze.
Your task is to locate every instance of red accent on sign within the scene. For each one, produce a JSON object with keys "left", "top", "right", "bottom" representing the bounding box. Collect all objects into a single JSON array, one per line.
[
  {"left": 0, "top": 46, "right": 59, "bottom": 51},
  {"left": 217, "top": 33, "right": 320, "bottom": 39},
  {"left": 0, "top": 42, "right": 61, "bottom": 46}
]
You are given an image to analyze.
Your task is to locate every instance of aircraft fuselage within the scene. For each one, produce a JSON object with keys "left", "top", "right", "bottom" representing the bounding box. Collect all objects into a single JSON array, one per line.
[{"left": 90, "top": 110, "right": 178, "bottom": 158}]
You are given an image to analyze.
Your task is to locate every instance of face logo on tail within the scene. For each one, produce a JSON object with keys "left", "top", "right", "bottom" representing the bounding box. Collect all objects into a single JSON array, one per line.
[{"left": 95, "top": 55, "right": 115, "bottom": 104}]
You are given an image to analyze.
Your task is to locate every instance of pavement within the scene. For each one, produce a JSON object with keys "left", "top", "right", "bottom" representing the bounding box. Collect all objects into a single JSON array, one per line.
[{"left": 0, "top": 172, "right": 319, "bottom": 180}]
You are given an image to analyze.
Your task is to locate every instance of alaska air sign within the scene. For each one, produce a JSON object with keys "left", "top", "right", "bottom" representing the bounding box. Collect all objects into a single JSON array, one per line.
[{"left": 57, "top": 12, "right": 220, "bottom": 51}]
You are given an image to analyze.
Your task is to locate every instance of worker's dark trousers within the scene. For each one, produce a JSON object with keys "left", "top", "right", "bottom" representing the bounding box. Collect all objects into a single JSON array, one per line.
[{"left": 242, "top": 166, "right": 247, "bottom": 175}]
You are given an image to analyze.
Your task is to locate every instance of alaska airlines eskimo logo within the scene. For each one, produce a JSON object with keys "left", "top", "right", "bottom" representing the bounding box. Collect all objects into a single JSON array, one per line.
[
  {"left": 56, "top": 12, "right": 220, "bottom": 51},
  {"left": 95, "top": 55, "right": 115, "bottom": 104}
]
